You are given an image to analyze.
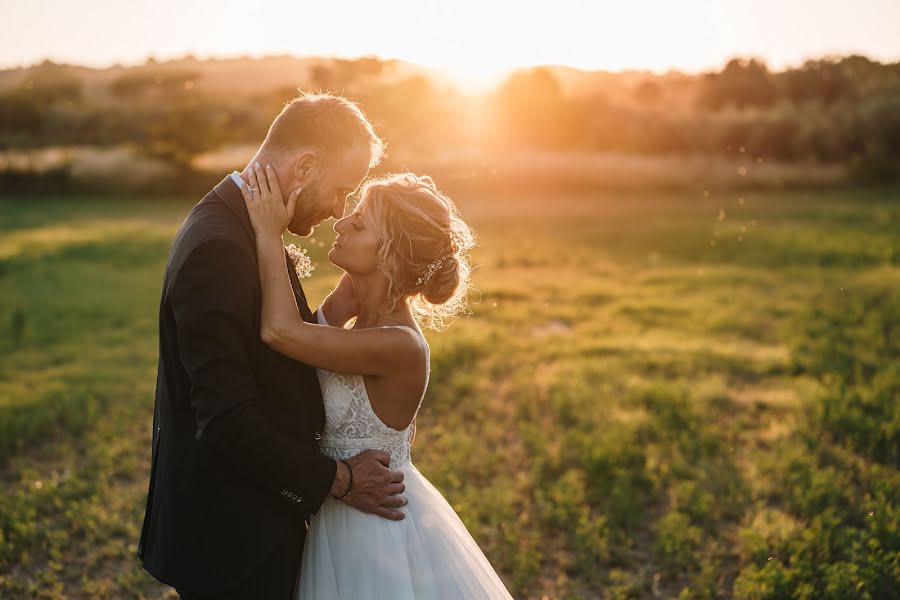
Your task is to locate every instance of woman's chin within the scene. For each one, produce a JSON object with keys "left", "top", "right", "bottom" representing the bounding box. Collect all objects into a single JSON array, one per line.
[{"left": 327, "top": 248, "right": 342, "bottom": 268}]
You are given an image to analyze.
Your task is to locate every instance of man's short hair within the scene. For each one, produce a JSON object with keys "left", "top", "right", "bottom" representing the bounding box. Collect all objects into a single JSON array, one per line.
[{"left": 264, "top": 92, "right": 385, "bottom": 167}]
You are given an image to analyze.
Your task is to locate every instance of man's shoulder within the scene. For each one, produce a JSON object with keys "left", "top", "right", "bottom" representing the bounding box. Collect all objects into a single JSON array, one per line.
[
  {"left": 168, "top": 193, "right": 253, "bottom": 276},
  {"left": 181, "top": 190, "right": 248, "bottom": 240}
]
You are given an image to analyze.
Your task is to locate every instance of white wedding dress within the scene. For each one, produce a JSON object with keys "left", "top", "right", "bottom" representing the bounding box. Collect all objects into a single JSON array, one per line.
[{"left": 296, "top": 326, "right": 513, "bottom": 599}]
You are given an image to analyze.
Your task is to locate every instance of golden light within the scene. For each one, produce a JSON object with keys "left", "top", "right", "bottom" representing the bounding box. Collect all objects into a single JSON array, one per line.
[{"left": 5, "top": 0, "right": 897, "bottom": 84}]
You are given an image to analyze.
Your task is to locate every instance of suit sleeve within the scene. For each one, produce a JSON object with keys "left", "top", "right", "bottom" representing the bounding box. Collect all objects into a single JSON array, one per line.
[{"left": 171, "top": 237, "right": 336, "bottom": 513}]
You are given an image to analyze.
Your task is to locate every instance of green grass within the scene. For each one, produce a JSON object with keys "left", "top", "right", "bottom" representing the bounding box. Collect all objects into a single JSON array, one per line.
[{"left": 0, "top": 186, "right": 898, "bottom": 599}]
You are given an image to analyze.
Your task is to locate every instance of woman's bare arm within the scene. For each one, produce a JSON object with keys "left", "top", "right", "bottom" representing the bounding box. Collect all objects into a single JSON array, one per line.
[
  {"left": 239, "top": 164, "right": 422, "bottom": 376},
  {"left": 253, "top": 233, "right": 422, "bottom": 375}
]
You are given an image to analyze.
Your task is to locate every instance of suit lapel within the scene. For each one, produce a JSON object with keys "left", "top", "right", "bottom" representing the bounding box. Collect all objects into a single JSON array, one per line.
[{"left": 284, "top": 249, "right": 314, "bottom": 323}]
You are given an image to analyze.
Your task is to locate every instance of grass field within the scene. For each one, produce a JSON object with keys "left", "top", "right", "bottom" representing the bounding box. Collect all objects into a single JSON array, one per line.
[{"left": 1, "top": 185, "right": 898, "bottom": 599}]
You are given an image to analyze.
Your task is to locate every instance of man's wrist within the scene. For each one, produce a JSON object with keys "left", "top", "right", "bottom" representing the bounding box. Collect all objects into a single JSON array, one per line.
[
  {"left": 330, "top": 460, "right": 351, "bottom": 498},
  {"left": 334, "top": 460, "right": 352, "bottom": 499}
]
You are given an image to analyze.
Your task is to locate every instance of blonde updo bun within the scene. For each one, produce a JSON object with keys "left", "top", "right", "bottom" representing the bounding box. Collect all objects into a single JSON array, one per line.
[
  {"left": 421, "top": 255, "right": 460, "bottom": 306},
  {"left": 359, "top": 173, "right": 475, "bottom": 330}
]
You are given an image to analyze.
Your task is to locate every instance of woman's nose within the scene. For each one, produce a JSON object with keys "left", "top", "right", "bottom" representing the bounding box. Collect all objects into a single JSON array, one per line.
[{"left": 333, "top": 216, "right": 348, "bottom": 234}]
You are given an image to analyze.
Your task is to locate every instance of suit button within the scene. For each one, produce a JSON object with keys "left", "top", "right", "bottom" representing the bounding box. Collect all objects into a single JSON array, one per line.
[{"left": 314, "top": 432, "right": 322, "bottom": 441}]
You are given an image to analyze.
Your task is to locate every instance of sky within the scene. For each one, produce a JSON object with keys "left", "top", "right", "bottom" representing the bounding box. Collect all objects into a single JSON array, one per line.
[{"left": 3, "top": 0, "right": 899, "bottom": 88}]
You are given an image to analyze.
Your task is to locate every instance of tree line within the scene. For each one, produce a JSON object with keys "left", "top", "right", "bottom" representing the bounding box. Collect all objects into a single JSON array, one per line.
[{"left": 1, "top": 55, "right": 898, "bottom": 184}]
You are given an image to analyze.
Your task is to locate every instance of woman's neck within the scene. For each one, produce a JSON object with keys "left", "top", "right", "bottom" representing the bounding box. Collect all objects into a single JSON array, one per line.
[{"left": 350, "top": 272, "right": 412, "bottom": 329}]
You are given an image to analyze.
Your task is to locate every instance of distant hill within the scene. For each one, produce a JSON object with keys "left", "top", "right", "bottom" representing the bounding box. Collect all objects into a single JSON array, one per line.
[
  {"left": 0, "top": 55, "right": 710, "bottom": 103},
  {"left": 0, "top": 55, "right": 439, "bottom": 102},
  {"left": 1, "top": 53, "right": 897, "bottom": 189}
]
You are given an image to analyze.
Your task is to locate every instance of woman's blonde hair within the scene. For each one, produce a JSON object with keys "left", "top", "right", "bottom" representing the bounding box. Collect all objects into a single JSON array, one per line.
[{"left": 358, "top": 173, "right": 475, "bottom": 330}]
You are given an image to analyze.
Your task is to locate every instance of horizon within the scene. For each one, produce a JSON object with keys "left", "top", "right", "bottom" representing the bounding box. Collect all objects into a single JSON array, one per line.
[
  {"left": 3, "top": 0, "right": 900, "bottom": 89},
  {"left": 6, "top": 47, "right": 900, "bottom": 75}
]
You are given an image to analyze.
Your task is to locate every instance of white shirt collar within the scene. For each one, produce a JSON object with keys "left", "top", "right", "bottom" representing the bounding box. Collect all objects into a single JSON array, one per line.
[{"left": 229, "top": 171, "right": 245, "bottom": 190}]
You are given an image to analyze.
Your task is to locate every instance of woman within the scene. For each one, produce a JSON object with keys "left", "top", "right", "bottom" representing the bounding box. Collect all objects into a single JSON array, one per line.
[{"left": 239, "top": 164, "right": 513, "bottom": 599}]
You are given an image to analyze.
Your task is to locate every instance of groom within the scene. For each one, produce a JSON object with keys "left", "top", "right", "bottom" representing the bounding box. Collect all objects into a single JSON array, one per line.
[{"left": 138, "top": 93, "right": 407, "bottom": 599}]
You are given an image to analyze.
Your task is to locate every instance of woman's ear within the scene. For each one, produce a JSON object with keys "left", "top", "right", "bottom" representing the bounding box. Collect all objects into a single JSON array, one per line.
[{"left": 293, "top": 151, "right": 318, "bottom": 183}]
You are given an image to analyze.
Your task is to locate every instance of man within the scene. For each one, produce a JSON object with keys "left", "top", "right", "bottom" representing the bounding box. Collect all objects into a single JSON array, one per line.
[{"left": 138, "top": 93, "right": 406, "bottom": 599}]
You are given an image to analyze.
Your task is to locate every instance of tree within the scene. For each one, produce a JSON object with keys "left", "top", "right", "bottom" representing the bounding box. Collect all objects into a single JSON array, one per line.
[
  {"left": 698, "top": 58, "right": 777, "bottom": 111},
  {"left": 492, "top": 67, "right": 571, "bottom": 148},
  {"left": 781, "top": 58, "right": 854, "bottom": 106},
  {"left": 633, "top": 79, "right": 663, "bottom": 106}
]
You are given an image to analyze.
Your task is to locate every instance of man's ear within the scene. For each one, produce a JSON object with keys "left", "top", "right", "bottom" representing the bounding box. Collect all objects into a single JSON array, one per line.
[{"left": 293, "top": 151, "right": 318, "bottom": 183}]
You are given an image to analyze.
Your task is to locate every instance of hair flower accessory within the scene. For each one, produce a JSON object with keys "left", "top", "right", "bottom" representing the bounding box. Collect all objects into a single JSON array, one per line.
[
  {"left": 416, "top": 254, "right": 453, "bottom": 287},
  {"left": 286, "top": 243, "right": 315, "bottom": 279}
]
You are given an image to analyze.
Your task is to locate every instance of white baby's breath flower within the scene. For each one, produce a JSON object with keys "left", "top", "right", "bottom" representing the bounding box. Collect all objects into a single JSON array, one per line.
[{"left": 285, "top": 243, "right": 314, "bottom": 279}]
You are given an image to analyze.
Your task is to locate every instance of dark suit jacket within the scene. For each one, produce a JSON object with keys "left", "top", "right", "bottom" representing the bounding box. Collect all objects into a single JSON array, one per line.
[{"left": 138, "top": 176, "right": 337, "bottom": 594}]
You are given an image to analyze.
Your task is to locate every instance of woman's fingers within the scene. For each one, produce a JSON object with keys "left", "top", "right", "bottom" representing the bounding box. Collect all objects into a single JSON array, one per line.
[
  {"left": 242, "top": 165, "right": 291, "bottom": 234},
  {"left": 248, "top": 167, "right": 260, "bottom": 199},
  {"left": 253, "top": 162, "right": 270, "bottom": 198},
  {"left": 265, "top": 165, "right": 283, "bottom": 203},
  {"left": 238, "top": 174, "right": 264, "bottom": 233},
  {"left": 238, "top": 179, "right": 252, "bottom": 206},
  {"left": 285, "top": 185, "right": 301, "bottom": 221}
]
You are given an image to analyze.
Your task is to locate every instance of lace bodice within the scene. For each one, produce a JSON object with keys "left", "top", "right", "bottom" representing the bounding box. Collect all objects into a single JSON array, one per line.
[{"left": 316, "top": 326, "right": 430, "bottom": 467}]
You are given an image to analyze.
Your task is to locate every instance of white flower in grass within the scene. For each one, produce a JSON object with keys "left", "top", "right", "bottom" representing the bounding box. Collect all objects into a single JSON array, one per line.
[{"left": 285, "top": 243, "right": 315, "bottom": 279}]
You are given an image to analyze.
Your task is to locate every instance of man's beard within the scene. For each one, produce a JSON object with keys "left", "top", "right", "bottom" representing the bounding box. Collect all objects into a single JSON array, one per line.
[{"left": 287, "top": 179, "right": 326, "bottom": 237}]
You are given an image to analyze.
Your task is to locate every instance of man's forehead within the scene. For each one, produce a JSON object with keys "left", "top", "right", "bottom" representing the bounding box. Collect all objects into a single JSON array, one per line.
[
  {"left": 343, "top": 171, "right": 366, "bottom": 188},
  {"left": 336, "top": 144, "right": 371, "bottom": 183},
  {"left": 342, "top": 168, "right": 370, "bottom": 193}
]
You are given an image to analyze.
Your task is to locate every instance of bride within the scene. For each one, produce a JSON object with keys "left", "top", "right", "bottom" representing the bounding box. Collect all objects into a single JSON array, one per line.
[{"left": 238, "top": 164, "right": 513, "bottom": 599}]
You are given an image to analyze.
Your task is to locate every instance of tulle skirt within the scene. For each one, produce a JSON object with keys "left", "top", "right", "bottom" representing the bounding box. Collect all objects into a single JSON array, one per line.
[{"left": 296, "top": 462, "right": 514, "bottom": 599}]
